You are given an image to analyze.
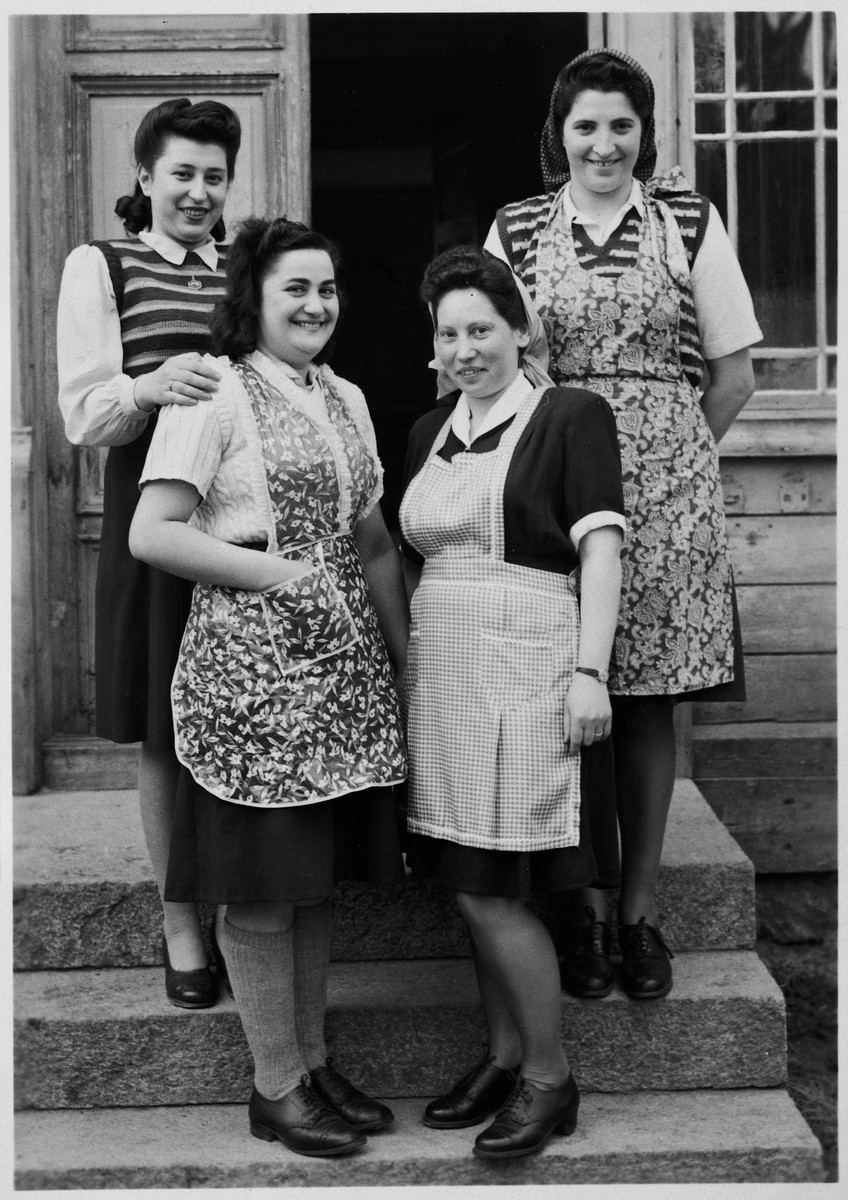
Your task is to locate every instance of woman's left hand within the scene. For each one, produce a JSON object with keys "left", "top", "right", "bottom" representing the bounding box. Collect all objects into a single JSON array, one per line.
[{"left": 564, "top": 673, "right": 612, "bottom": 755}]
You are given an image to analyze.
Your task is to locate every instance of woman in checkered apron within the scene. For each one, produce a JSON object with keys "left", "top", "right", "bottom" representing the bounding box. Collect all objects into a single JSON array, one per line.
[
  {"left": 399, "top": 246, "right": 626, "bottom": 1159},
  {"left": 130, "top": 217, "right": 407, "bottom": 1158}
]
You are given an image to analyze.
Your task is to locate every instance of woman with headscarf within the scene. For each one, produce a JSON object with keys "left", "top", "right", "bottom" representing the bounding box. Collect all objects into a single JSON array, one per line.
[
  {"left": 485, "top": 50, "right": 762, "bottom": 1002},
  {"left": 399, "top": 245, "right": 625, "bottom": 1158}
]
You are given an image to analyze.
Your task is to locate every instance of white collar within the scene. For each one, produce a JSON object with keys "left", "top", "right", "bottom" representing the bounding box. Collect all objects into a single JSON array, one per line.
[
  {"left": 563, "top": 177, "right": 644, "bottom": 228},
  {"left": 250, "top": 348, "right": 321, "bottom": 391},
  {"left": 451, "top": 372, "right": 533, "bottom": 448},
  {"left": 138, "top": 229, "right": 219, "bottom": 271}
]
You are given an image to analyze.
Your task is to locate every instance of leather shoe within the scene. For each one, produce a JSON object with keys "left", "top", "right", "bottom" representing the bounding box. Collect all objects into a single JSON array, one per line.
[
  {"left": 560, "top": 906, "right": 614, "bottom": 998},
  {"left": 473, "top": 1074, "right": 580, "bottom": 1159},
  {"left": 249, "top": 1078, "right": 366, "bottom": 1157},
  {"left": 162, "top": 934, "right": 216, "bottom": 1009},
  {"left": 423, "top": 1049, "right": 518, "bottom": 1129},
  {"left": 619, "top": 917, "right": 674, "bottom": 1000},
  {"left": 310, "top": 1058, "right": 394, "bottom": 1131}
]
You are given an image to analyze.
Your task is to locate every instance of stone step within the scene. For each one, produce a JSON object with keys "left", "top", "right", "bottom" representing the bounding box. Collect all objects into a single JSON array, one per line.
[
  {"left": 14, "top": 1091, "right": 823, "bottom": 1188},
  {"left": 13, "top": 779, "right": 755, "bottom": 969},
  {"left": 15, "top": 951, "right": 786, "bottom": 1110}
]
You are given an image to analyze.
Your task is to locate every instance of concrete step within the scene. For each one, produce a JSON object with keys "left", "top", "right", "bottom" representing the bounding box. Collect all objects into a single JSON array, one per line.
[
  {"left": 13, "top": 779, "right": 755, "bottom": 969},
  {"left": 14, "top": 1091, "right": 823, "bottom": 1188},
  {"left": 15, "top": 950, "right": 786, "bottom": 1110}
]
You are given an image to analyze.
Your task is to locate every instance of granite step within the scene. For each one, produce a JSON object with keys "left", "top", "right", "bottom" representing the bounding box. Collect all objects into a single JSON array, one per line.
[
  {"left": 15, "top": 950, "right": 786, "bottom": 1110},
  {"left": 13, "top": 779, "right": 755, "bottom": 969},
  {"left": 14, "top": 1091, "right": 824, "bottom": 1188}
]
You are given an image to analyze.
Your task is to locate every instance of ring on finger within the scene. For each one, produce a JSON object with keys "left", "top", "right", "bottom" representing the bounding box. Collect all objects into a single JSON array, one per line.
[{"left": 169, "top": 380, "right": 178, "bottom": 393}]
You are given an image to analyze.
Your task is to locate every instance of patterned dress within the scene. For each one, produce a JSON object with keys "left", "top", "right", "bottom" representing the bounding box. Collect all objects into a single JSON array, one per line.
[{"left": 509, "top": 178, "right": 738, "bottom": 696}]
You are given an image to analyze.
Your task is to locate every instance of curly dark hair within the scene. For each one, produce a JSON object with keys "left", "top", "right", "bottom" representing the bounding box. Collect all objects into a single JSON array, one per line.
[
  {"left": 420, "top": 245, "right": 527, "bottom": 330},
  {"left": 210, "top": 215, "right": 342, "bottom": 361},
  {"left": 114, "top": 98, "right": 242, "bottom": 240}
]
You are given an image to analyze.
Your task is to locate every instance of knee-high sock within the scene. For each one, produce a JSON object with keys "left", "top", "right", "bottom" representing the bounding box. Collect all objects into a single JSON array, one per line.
[
  {"left": 220, "top": 916, "right": 305, "bottom": 1099},
  {"left": 292, "top": 898, "right": 332, "bottom": 1072}
]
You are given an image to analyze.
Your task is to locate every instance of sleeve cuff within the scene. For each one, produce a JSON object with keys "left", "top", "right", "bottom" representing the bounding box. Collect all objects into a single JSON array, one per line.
[
  {"left": 118, "top": 376, "right": 151, "bottom": 419},
  {"left": 570, "top": 510, "right": 626, "bottom": 549}
]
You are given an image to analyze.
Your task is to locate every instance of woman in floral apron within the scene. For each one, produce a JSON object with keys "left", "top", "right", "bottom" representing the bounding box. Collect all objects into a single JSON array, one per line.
[
  {"left": 130, "top": 217, "right": 407, "bottom": 1158},
  {"left": 400, "top": 245, "right": 625, "bottom": 1158},
  {"left": 486, "top": 50, "right": 762, "bottom": 1001}
]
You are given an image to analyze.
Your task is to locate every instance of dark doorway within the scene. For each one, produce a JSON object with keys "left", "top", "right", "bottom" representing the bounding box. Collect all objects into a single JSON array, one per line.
[{"left": 310, "top": 12, "right": 587, "bottom": 522}]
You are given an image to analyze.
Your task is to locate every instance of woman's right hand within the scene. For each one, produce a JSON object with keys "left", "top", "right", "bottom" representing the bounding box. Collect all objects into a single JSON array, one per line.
[{"left": 134, "top": 353, "right": 222, "bottom": 411}]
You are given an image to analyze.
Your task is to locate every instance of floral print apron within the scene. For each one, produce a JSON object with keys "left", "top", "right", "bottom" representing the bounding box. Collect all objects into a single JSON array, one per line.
[
  {"left": 535, "top": 190, "right": 735, "bottom": 695},
  {"left": 399, "top": 386, "right": 581, "bottom": 853},
  {"left": 172, "top": 359, "right": 407, "bottom": 806}
]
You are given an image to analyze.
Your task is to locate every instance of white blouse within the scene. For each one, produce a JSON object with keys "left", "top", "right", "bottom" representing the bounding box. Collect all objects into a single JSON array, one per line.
[
  {"left": 56, "top": 231, "right": 221, "bottom": 447},
  {"left": 140, "top": 350, "right": 384, "bottom": 546}
]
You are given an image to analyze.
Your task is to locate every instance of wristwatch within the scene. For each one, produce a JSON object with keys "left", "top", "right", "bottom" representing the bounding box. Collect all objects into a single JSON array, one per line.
[{"left": 574, "top": 666, "right": 609, "bottom": 684}]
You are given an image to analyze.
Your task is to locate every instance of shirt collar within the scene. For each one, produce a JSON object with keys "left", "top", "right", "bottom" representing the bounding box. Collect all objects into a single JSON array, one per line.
[
  {"left": 250, "top": 348, "right": 321, "bottom": 390},
  {"left": 563, "top": 177, "right": 644, "bottom": 228},
  {"left": 451, "top": 372, "right": 533, "bottom": 448},
  {"left": 138, "top": 229, "right": 219, "bottom": 271}
]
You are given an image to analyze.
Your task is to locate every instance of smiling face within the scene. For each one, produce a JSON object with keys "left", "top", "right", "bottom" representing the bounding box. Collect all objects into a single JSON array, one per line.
[
  {"left": 433, "top": 288, "right": 529, "bottom": 406},
  {"left": 256, "top": 249, "right": 339, "bottom": 376},
  {"left": 561, "top": 89, "right": 643, "bottom": 210},
  {"left": 138, "top": 135, "right": 229, "bottom": 247}
]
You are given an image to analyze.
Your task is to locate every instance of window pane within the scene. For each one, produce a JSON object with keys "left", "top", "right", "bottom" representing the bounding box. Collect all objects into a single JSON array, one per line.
[
  {"left": 737, "top": 98, "right": 814, "bottom": 133},
  {"left": 693, "top": 13, "right": 724, "bottom": 92},
  {"left": 695, "top": 142, "right": 727, "bottom": 226},
  {"left": 735, "top": 12, "right": 815, "bottom": 92},
  {"left": 737, "top": 141, "right": 816, "bottom": 348},
  {"left": 825, "top": 99, "right": 837, "bottom": 130},
  {"left": 823, "top": 11, "right": 837, "bottom": 88},
  {"left": 825, "top": 138, "right": 836, "bottom": 346},
  {"left": 753, "top": 357, "right": 817, "bottom": 390},
  {"left": 695, "top": 101, "right": 725, "bottom": 134},
  {"left": 827, "top": 356, "right": 837, "bottom": 388}
]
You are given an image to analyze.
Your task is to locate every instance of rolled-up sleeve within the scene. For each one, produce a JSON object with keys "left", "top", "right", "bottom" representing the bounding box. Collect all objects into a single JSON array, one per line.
[
  {"left": 56, "top": 244, "right": 150, "bottom": 447},
  {"left": 140, "top": 366, "right": 225, "bottom": 499}
]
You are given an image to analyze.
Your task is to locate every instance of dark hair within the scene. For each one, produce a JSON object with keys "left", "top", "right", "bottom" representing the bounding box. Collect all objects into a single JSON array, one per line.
[
  {"left": 210, "top": 215, "right": 342, "bottom": 360},
  {"left": 553, "top": 51, "right": 653, "bottom": 129},
  {"left": 420, "top": 245, "right": 527, "bottom": 331},
  {"left": 114, "top": 98, "right": 242, "bottom": 239}
]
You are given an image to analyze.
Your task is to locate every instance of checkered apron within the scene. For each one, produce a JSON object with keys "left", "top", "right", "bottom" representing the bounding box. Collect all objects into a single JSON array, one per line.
[{"left": 399, "top": 387, "right": 581, "bottom": 852}]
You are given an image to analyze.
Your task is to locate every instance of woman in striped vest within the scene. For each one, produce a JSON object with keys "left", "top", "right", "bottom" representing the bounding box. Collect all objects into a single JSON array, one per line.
[
  {"left": 57, "top": 97, "right": 242, "bottom": 1008},
  {"left": 485, "top": 50, "right": 762, "bottom": 1002}
]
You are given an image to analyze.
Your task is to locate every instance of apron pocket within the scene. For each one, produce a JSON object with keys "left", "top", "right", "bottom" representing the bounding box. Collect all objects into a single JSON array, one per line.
[
  {"left": 258, "top": 564, "right": 360, "bottom": 676},
  {"left": 480, "top": 631, "right": 555, "bottom": 709}
]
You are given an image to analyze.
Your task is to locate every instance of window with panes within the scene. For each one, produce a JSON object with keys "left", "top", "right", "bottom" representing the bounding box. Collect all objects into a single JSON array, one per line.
[{"left": 682, "top": 11, "right": 836, "bottom": 403}]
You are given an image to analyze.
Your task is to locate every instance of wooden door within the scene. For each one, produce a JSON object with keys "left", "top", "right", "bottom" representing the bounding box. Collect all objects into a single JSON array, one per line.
[{"left": 13, "top": 14, "right": 310, "bottom": 790}]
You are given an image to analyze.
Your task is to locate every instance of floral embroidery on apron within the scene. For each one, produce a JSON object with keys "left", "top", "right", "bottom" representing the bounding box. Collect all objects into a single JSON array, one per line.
[
  {"left": 535, "top": 193, "right": 735, "bottom": 696},
  {"left": 399, "top": 387, "right": 581, "bottom": 853},
  {"left": 172, "top": 359, "right": 407, "bottom": 806}
]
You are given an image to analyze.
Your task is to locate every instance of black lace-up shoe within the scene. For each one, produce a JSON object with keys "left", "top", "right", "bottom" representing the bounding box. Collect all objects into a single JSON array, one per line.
[
  {"left": 249, "top": 1077, "right": 366, "bottom": 1157},
  {"left": 560, "top": 906, "right": 614, "bottom": 998},
  {"left": 619, "top": 916, "right": 674, "bottom": 1000},
  {"left": 310, "top": 1058, "right": 394, "bottom": 1131},
  {"left": 423, "top": 1049, "right": 518, "bottom": 1129},
  {"left": 473, "top": 1074, "right": 580, "bottom": 1159}
]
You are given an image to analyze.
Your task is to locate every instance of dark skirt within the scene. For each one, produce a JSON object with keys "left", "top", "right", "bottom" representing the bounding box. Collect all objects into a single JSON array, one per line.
[
  {"left": 95, "top": 419, "right": 193, "bottom": 750},
  {"left": 404, "top": 741, "right": 620, "bottom": 898},
  {"left": 164, "top": 767, "right": 406, "bottom": 903}
]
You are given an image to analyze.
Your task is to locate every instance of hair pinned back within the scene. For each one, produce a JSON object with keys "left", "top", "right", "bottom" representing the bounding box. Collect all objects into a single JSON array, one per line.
[
  {"left": 114, "top": 97, "right": 242, "bottom": 238},
  {"left": 210, "top": 215, "right": 342, "bottom": 360}
]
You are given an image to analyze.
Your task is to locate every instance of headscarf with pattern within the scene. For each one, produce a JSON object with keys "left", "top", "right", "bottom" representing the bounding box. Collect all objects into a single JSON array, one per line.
[{"left": 540, "top": 48, "right": 657, "bottom": 192}]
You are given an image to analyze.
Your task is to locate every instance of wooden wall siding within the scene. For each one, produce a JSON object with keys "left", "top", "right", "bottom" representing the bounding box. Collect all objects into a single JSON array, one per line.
[{"left": 693, "top": 455, "right": 837, "bottom": 873}]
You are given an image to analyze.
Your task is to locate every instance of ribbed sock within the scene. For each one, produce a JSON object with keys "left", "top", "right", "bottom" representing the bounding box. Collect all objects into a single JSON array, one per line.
[
  {"left": 292, "top": 898, "right": 332, "bottom": 1072},
  {"left": 219, "top": 916, "right": 305, "bottom": 1100}
]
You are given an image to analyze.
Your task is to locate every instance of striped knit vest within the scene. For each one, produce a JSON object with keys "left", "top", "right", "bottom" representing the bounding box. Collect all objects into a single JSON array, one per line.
[
  {"left": 496, "top": 189, "right": 710, "bottom": 388},
  {"left": 93, "top": 239, "right": 229, "bottom": 377}
]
